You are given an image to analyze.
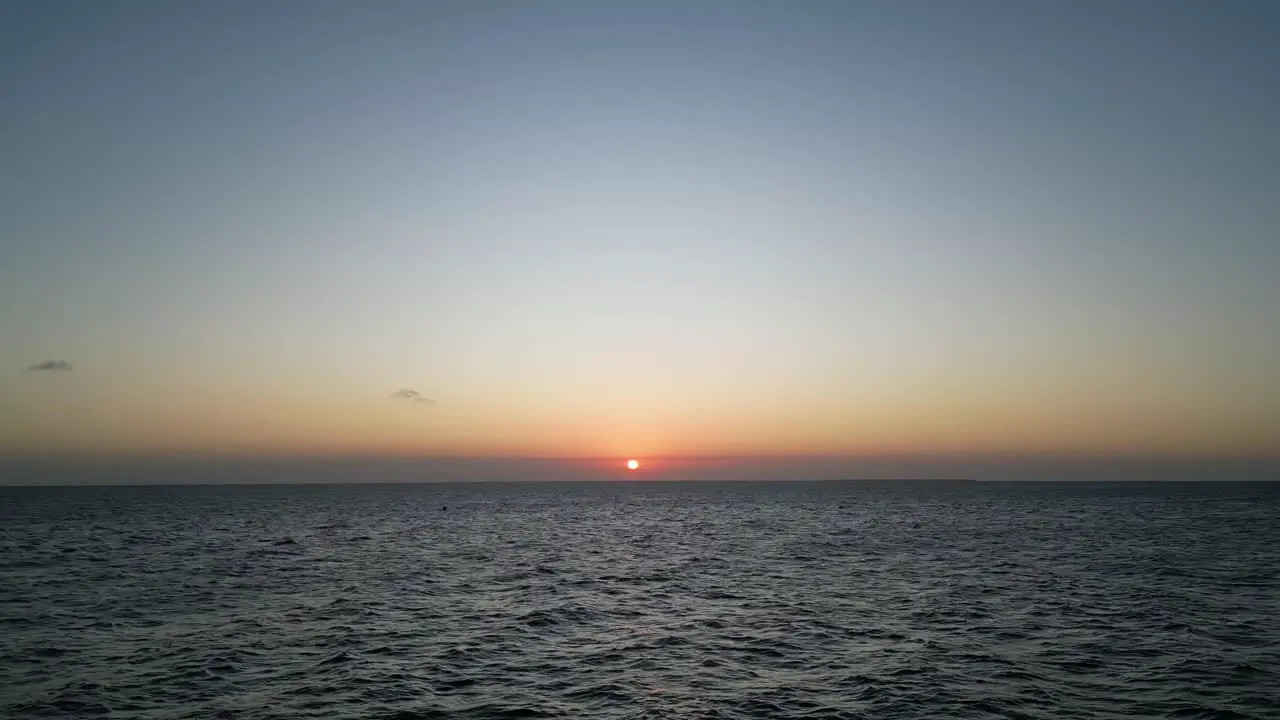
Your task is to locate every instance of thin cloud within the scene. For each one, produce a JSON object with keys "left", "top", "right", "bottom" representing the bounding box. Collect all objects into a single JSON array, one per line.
[
  {"left": 391, "top": 388, "right": 434, "bottom": 405},
  {"left": 27, "top": 360, "right": 72, "bottom": 372}
]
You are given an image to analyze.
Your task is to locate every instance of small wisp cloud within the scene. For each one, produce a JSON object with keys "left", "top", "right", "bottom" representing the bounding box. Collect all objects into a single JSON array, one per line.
[
  {"left": 391, "top": 388, "right": 434, "bottom": 405},
  {"left": 28, "top": 360, "right": 72, "bottom": 372}
]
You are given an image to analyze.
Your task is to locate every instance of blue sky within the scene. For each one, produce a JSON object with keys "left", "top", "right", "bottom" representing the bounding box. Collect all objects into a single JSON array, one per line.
[{"left": 2, "top": 1, "right": 1277, "bottom": 458}]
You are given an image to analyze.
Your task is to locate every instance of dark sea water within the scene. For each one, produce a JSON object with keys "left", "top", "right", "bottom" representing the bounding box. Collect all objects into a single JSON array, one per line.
[{"left": 1, "top": 481, "right": 1277, "bottom": 719}]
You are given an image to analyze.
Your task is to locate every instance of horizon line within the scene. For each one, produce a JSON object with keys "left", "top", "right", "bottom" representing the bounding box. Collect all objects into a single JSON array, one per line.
[
  {"left": 5, "top": 477, "right": 1280, "bottom": 489},
  {"left": 2, "top": 449, "right": 1279, "bottom": 462}
]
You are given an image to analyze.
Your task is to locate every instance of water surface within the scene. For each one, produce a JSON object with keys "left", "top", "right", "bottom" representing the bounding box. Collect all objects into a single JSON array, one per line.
[{"left": 2, "top": 481, "right": 1276, "bottom": 719}]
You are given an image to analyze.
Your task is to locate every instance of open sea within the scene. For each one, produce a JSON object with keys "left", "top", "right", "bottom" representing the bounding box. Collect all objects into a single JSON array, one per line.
[{"left": 1, "top": 480, "right": 1277, "bottom": 719}]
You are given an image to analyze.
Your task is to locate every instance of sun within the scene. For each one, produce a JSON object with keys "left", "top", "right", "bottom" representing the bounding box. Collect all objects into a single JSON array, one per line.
[{"left": 626, "top": 459, "right": 640, "bottom": 471}]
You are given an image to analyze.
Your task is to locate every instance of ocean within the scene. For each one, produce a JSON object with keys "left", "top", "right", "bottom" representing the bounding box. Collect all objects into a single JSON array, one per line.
[{"left": 1, "top": 480, "right": 1276, "bottom": 719}]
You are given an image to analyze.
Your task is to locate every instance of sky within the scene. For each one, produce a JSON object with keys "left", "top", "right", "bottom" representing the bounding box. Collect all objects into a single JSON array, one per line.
[{"left": 2, "top": 1, "right": 1278, "bottom": 467}]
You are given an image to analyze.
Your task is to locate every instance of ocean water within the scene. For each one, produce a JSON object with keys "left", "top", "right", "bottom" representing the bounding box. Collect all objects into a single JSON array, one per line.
[{"left": 1, "top": 481, "right": 1277, "bottom": 719}]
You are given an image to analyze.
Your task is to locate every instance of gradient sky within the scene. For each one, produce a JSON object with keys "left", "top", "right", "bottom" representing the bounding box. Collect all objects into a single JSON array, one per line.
[{"left": 2, "top": 1, "right": 1278, "bottom": 460}]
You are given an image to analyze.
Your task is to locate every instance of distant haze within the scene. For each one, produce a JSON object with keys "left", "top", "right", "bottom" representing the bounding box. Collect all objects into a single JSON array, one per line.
[
  {"left": 2, "top": 1, "right": 1278, "bottom": 465},
  {"left": 1, "top": 455, "right": 1276, "bottom": 487}
]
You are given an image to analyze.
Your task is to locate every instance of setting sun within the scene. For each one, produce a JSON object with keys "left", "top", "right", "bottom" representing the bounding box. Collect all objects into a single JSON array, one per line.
[{"left": 626, "top": 459, "right": 640, "bottom": 471}]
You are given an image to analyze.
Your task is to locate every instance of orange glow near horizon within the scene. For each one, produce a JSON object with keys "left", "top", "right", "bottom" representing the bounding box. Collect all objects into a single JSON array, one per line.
[{"left": 3, "top": 374, "right": 1276, "bottom": 460}]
